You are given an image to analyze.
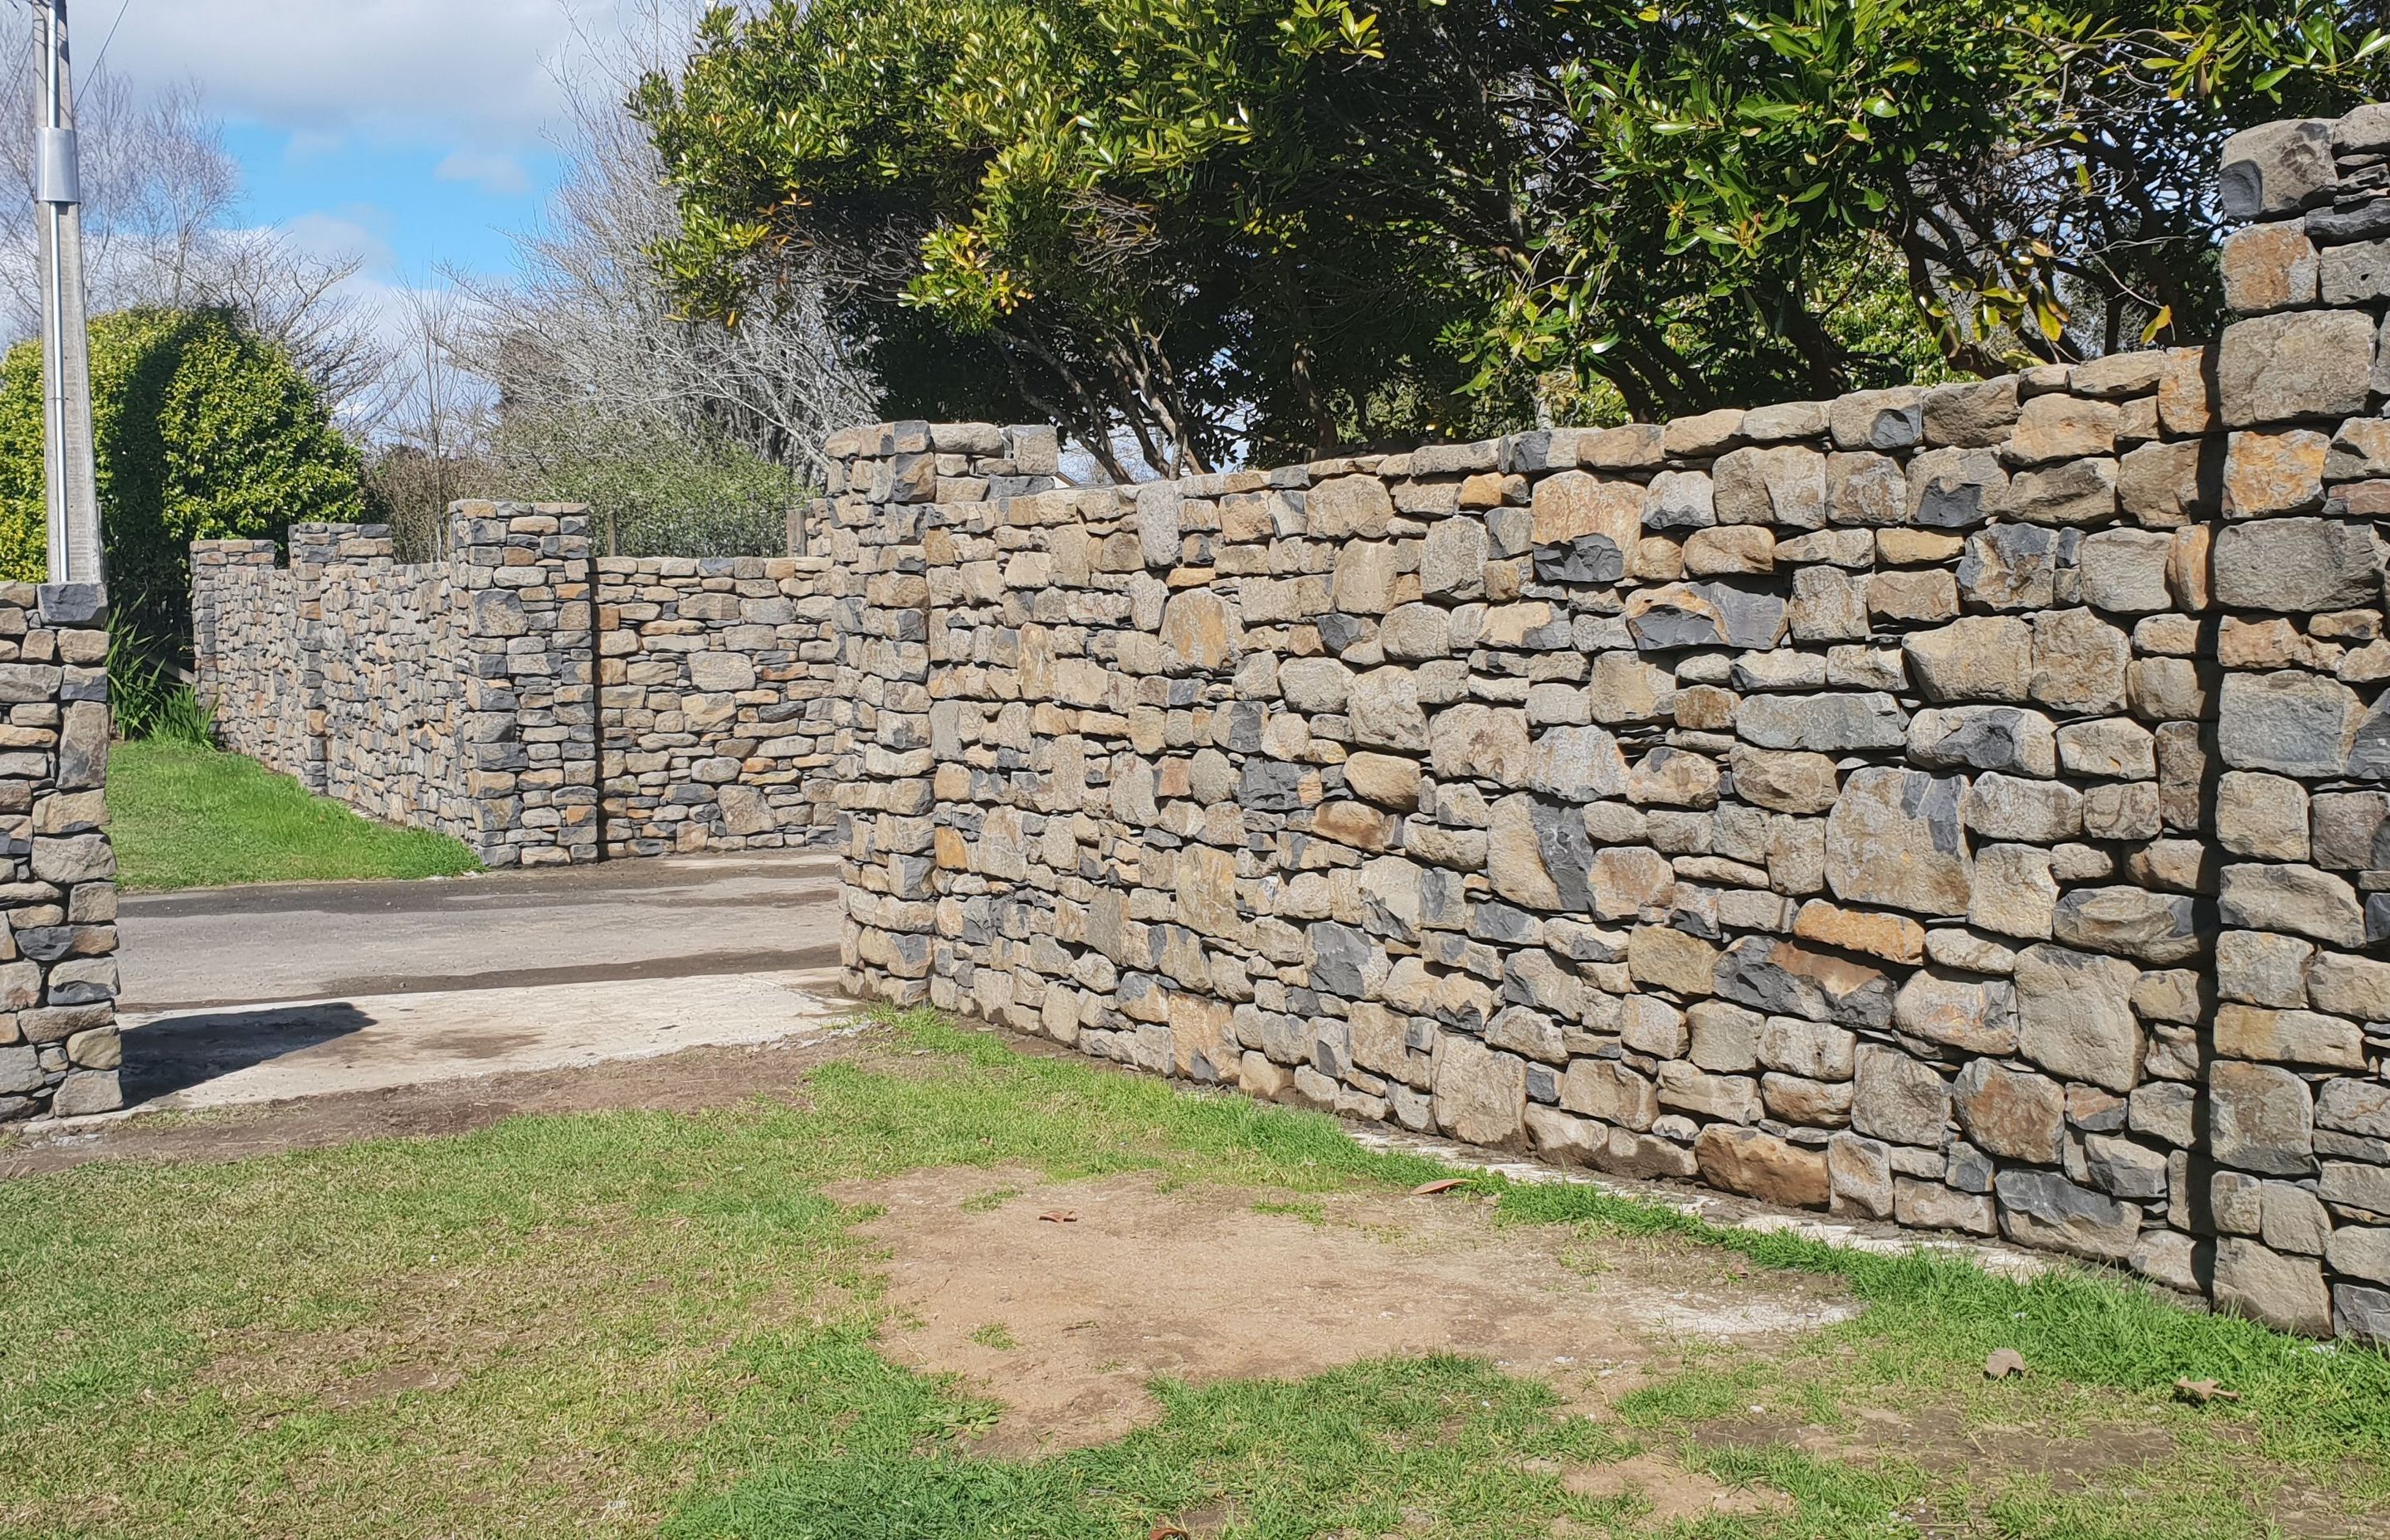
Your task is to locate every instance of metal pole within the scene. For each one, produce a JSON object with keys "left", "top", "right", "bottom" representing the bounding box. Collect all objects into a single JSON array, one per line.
[{"left": 34, "top": 0, "right": 100, "bottom": 584}]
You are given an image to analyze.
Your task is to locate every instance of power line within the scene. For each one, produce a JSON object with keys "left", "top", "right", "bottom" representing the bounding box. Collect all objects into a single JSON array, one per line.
[{"left": 87, "top": 0, "right": 125, "bottom": 76}]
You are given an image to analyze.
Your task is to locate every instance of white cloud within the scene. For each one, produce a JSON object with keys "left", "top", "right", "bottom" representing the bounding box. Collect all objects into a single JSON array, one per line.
[
  {"left": 99, "top": 0, "right": 649, "bottom": 149},
  {"left": 275, "top": 211, "right": 398, "bottom": 271},
  {"left": 434, "top": 149, "right": 532, "bottom": 197}
]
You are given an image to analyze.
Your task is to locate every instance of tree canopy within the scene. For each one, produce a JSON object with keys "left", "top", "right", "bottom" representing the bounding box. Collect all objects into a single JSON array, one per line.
[
  {"left": 637, "top": 0, "right": 2389, "bottom": 477},
  {"left": 0, "top": 308, "right": 364, "bottom": 641}
]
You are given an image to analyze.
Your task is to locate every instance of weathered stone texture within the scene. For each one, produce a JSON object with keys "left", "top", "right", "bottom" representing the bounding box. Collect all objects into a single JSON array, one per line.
[
  {"left": 199, "top": 504, "right": 851, "bottom": 865},
  {"left": 820, "top": 117, "right": 2390, "bottom": 1338},
  {"left": 0, "top": 584, "right": 120, "bottom": 1122}
]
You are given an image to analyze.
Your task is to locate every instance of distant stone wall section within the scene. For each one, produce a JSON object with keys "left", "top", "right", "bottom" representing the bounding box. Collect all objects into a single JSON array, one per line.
[
  {"left": 832, "top": 106, "right": 2390, "bottom": 1340},
  {"left": 197, "top": 508, "right": 598, "bottom": 867},
  {"left": 0, "top": 582, "right": 119, "bottom": 1122},
  {"left": 191, "top": 536, "right": 326, "bottom": 792},
  {"left": 310, "top": 525, "right": 472, "bottom": 839},
  {"left": 194, "top": 507, "right": 843, "bottom": 865}
]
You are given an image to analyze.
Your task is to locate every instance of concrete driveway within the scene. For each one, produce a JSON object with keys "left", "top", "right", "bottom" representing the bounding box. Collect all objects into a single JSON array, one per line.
[{"left": 107, "top": 850, "right": 853, "bottom": 1113}]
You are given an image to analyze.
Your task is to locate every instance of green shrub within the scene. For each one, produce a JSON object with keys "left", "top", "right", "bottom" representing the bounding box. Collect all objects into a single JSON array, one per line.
[
  {"left": 105, "top": 626, "right": 215, "bottom": 745},
  {"left": 487, "top": 426, "right": 807, "bottom": 558},
  {"left": 0, "top": 308, "right": 365, "bottom": 646}
]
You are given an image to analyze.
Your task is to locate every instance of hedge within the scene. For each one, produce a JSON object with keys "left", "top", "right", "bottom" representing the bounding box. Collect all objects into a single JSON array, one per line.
[{"left": 0, "top": 308, "right": 365, "bottom": 646}]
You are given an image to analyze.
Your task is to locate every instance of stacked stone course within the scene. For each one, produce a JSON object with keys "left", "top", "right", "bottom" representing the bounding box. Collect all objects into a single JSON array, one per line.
[
  {"left": 193, "top": 534, "right": 329, "bottom": 791},
  {"left": 832, "top": 108, "right": 2390, "bottom": 1340},
  {"left": 597, "top": 554, "right": 842, "bottom": 854},
  {"left": 0, "top": 582, "right": 118, "bottom": 1122},
  {"left": 2196, "top": 104, "right": 2390, "bottom": 1339},
  {"left": 309, "top": 524, "right": 471, "bottom": 839}
]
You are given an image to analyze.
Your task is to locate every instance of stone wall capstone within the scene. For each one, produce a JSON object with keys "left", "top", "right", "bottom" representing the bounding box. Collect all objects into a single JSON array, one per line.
[{"left": 829, "top": 106, "right": 2390, "bottom": 1341}]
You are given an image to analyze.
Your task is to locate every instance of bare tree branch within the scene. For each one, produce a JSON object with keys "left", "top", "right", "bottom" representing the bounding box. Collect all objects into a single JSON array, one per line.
[{"left": 451, "top": 0, "right": 875, "bottom": 495}]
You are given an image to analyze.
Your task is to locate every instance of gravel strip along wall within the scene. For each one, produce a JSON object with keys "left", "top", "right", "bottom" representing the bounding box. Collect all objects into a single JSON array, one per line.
[
  {"left": 832, "top": 110, "right": 2390, "bottom": 1340},
  {"left": 0, "top": 582, "right": 120, "bottom": 1122}
]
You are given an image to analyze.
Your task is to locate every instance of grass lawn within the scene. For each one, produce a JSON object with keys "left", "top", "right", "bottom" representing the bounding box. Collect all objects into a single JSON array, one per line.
[
  {"left": 106, "top": 738, "right": 481, "bottom": 891},
  {"left": 2, "top": 1011, "right": 2384, "bottom": 1539}
]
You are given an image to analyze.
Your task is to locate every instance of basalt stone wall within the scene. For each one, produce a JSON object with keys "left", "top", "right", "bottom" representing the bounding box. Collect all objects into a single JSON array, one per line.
[
  {"left": 195, "top": 505, "right": 598, "bottom": 867},
  {"left": 195, "top": 507, "right": 846, "bottom": 864},
  {"left": 832, "top": 108, "right": 2390, "bottom": 1340},
  {"left": 820, "top": 419, "right": 1063, "bottom": 984},
  {"left": 595, "top": 554, "right": 843, "bottom": 855},
  {"left": 2199, "top": 104, "right": 2390, "bottom": 1340},
  {"left": 0, "top": 582, "right": 120, "bottom": 1122},
  {"left": 192, "top": 535, "right": 328, "bottom": 792},
  {"left": 309, "top": 525, "right": 472, "bottom": 840}
]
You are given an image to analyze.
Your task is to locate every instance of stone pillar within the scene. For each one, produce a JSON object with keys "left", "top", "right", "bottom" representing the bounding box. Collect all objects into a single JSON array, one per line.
[
  {"left": 278, "top": 522, "right": 356, "bottom": 792},
  {"left": 189, "top": 537, "right": 278, "bottom": 724},
  {"left": 0, "top": 582, "right": 119, "bottom": 1121},
  {"left": 822, "top": 422, "right": 1057, "bottom": 1001},
  {"left": 448, "top": 501, "right": 601, "bottom": 868},
  {"left": 2199, "top": 105, "right": 2390, "bottom": 1341}
]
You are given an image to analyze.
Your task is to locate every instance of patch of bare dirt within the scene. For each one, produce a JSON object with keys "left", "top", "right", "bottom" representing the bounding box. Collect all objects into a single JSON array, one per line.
[
  {"left": 1561, "top": 1450, "right": 1790, "bottom": 1523},
  {"left": 0, "top": 1030, "right": 885, "bottom": 1178},
  {"left": 827, "top": 1164, "right": 1859, "bottom": 1458}
]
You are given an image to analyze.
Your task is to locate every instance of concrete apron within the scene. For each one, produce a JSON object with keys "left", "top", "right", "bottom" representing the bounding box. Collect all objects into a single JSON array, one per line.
[{"left": 107, "top": 966, "right": 855, "bottom": 1114}]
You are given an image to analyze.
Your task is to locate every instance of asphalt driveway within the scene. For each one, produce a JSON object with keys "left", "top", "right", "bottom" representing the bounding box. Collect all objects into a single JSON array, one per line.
[{"left": 102, "top": 850, "right": 851, "bottom": 1113}]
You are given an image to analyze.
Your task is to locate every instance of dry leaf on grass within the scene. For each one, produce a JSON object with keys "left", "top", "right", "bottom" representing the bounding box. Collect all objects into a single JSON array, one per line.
[
  {"left": 1410, "top": 1178, "right": 1471, "bottom": 1196},
  {"left": 1038, "top": 1210, "right": 1079, "bottom": 1224},
  {"left": 1149, "top": 1528, "right": 1191, "bottom": 1540},
  {"left": 2174, "top": 1377, "right": 2243, "bottom": 1404},
  {"left": 1983, "top": 1348, "right": 2027, "bottom": 1379}
]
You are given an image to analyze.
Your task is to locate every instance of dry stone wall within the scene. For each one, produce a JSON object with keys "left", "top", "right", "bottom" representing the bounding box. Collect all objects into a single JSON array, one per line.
[
  {"left": 0, "top": 582, "right": 119, "bottom": 1123},
  {"left": 596, "top": 554, "right": 842, "bottom": 854},
  {"left": 194, "top": 507, "right": 846, "bottom": 864},
  {"left": 191, "top": 535, "right": 329, "bottom": 792},
  {"left": 198, "top": 508, "right": 598, "bottom": 867},
  {"left": 308, "top": 526, "right": 471, "bottom": 838},
  {"left": 832, "top": 107, "right": 2390, "bottom": 1340}
]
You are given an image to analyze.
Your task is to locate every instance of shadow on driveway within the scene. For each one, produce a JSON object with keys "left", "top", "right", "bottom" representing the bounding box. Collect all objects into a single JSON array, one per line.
[{"left": 119, "top": 1002, "right": 374, "bottom": 1105}]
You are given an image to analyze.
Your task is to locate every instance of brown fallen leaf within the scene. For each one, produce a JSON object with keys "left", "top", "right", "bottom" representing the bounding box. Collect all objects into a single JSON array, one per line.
[
  {"left": 1410, "top": 1177, "right": 1471, "bottom": 1196},
  {"left": 2174, "top": 1377, "right": 2243, "bottom": 1404},
  {"left": 1149, "top": 1528, "right": 1192, "bottom": 1540},
  {"left": 1037, "top": 1210, "right": 1078, "bottom": 1224},
  {"left": 1983, "top": 1348, "right": 2027, "bottom": 1380}
]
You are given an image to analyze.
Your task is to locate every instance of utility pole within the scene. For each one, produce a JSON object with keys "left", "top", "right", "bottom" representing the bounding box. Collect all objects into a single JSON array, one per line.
[{"left": 33, "top": 0, "right": 100, "bottom": 585}]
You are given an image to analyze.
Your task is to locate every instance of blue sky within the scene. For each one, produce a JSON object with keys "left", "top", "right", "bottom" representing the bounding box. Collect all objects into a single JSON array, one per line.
[
  {"left": 221, "top": 123, "right": 561, "bottom": 280},
  {"left": 98, "top": 1, "right": 660, "bottom": 305}
]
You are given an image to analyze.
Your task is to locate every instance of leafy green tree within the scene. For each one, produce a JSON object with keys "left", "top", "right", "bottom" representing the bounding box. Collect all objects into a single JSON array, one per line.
[
  {"left": 1509, "top": 0, "right": 2390, "bottom": 409},
  {"left": 0, "top": 307, "right": 363, "bottom": 642},
  {"left": 637, "top": 0, "right": 2387, "bottom": 467},
  {"left": 637, "top": 0, "right": 1566, "bottom": 475}
]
